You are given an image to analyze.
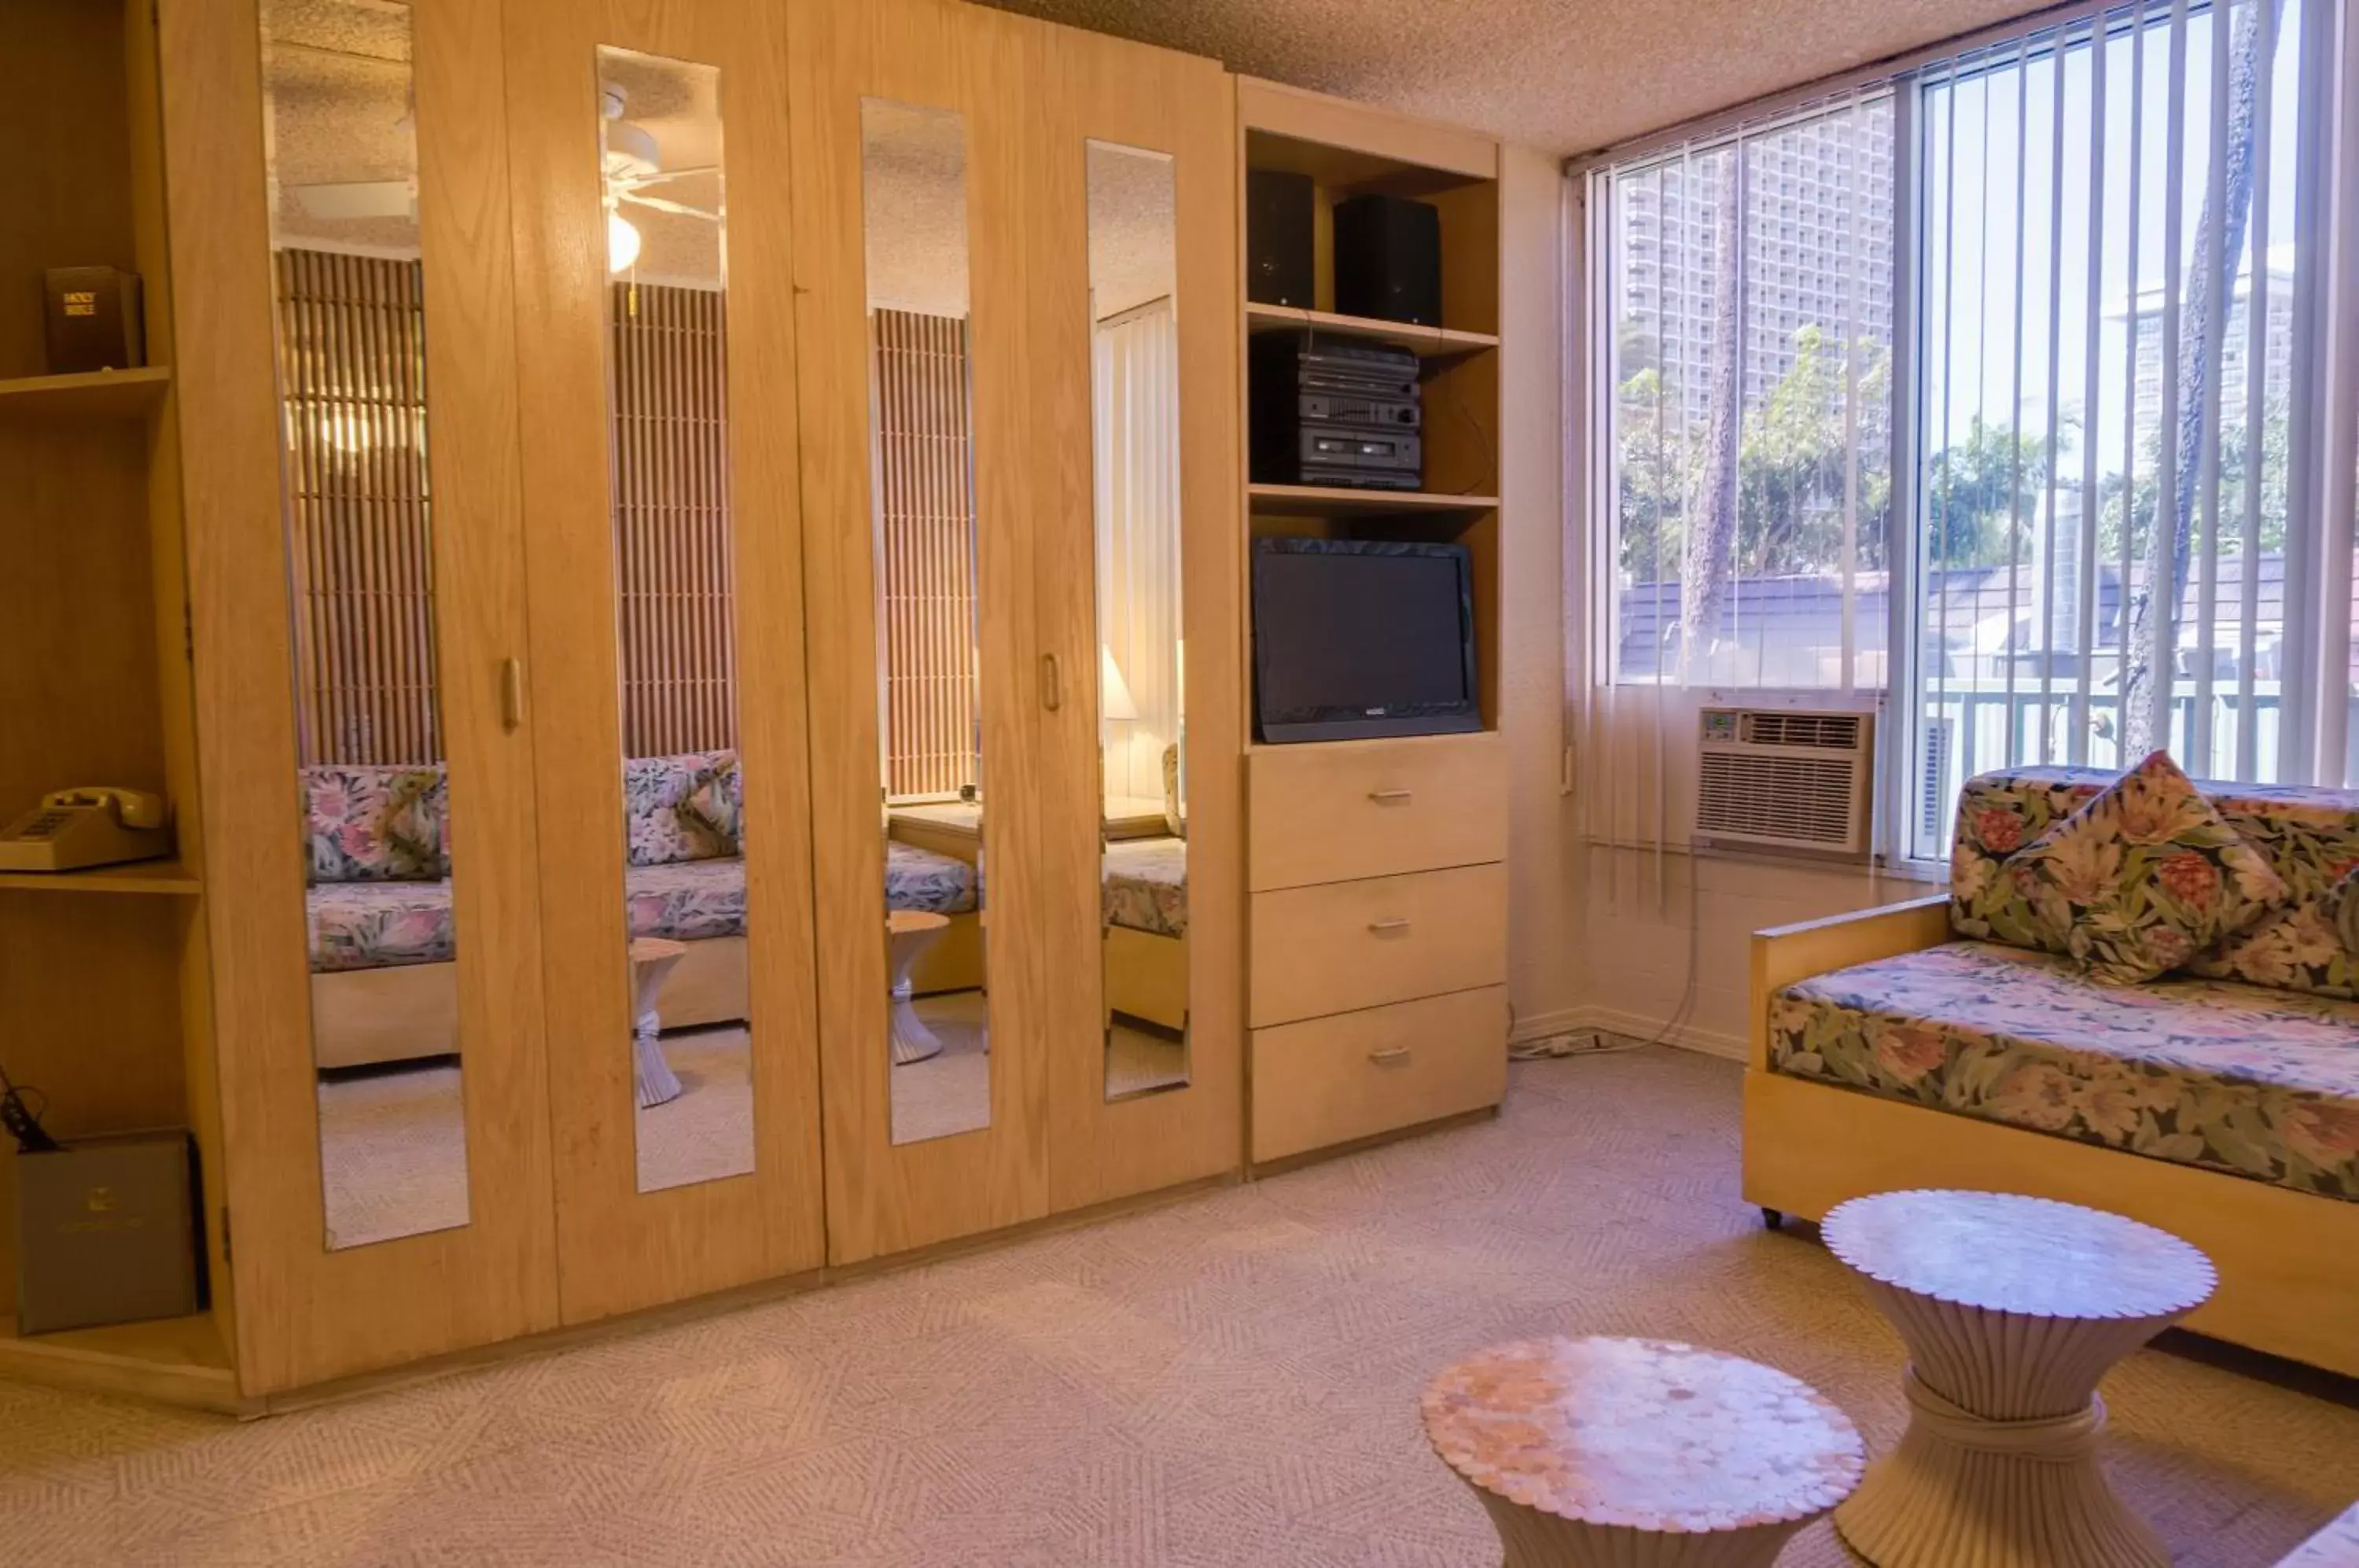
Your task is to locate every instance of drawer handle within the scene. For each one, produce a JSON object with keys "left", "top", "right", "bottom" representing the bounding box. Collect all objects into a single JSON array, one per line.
[
  {"left": 1368, "top": 1046, "right": 1411, "bottom": 1066},
  {"left": 1367, "top": 788, "right": 1414, "bottom": 804},
  {"left": 1367, "top": 917, "right": 1411, "bottom": 934}
]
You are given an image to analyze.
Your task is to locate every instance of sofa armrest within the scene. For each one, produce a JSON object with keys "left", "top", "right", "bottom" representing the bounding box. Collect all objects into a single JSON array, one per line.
[{"left": 1748, "top": 894, "right": 1950, "bottom": 1070}]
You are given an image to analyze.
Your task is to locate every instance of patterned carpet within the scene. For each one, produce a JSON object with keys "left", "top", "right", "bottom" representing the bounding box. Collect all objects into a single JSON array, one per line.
[{"left": 9, "top": 1046, "right": 2357, "bottom": 1566}]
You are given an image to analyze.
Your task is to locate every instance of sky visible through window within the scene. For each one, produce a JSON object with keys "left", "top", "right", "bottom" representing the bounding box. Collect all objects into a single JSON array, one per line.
[{"left": 1923, "top": 2, "right": 2304, "bottom": 493}]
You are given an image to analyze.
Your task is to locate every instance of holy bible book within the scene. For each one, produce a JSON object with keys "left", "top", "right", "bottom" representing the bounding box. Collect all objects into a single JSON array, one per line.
[{"left": 42, "top": 266, "right": 145, "bottom": 374}]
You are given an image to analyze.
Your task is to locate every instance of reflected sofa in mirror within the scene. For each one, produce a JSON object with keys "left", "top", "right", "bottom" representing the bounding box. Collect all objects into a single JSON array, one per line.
[
  {"left": 1088, "top": 140, "right": 1189, "bottom": 1102},
  {"left": 862, "top": 98, "right": 994, "bottom": 1147},
  {"left": 596, "top": 46, "right": 758, "bottom": 1196}
]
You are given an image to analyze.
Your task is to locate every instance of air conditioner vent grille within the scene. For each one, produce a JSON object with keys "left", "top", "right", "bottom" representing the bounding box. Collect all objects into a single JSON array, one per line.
[
  {"left": 1739, "top": 711, "right": 1863, "bottom": 750},
  {"left": 1697, "top": 753, "right": 1861, "bottom": 848}
]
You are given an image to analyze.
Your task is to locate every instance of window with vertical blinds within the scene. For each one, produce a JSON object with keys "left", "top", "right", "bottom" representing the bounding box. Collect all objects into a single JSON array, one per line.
[
  {"left": 1580, "top": 0, "right": 2352, "bottom": 863},
  {"left": 1904, "top": 0, "right": 2324, "bottom": 859},
  {"left": 1592, "top": 94, "right": 1896, "bottom": 693}
]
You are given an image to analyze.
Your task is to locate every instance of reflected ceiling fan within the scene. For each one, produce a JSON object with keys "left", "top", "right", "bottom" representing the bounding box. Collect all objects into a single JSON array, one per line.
[
  {"left": 283, "top": 81, "right": 719, "bottom": 272},
  {"left": 599, "top": 83, "right": 719, "bottom": 273}
]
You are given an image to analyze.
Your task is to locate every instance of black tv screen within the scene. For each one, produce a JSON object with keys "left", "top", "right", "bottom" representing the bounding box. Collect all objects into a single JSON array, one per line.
[{"left": 1252, "top": 538, "right": 1480, "bottom": 742}]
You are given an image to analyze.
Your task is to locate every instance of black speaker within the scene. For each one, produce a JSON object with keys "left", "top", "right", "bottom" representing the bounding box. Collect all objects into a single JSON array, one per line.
[
  {"left": 1333, "top": 194, "right": 1442, "bottom": 327},
  {"left": 1246, "top": 168, "right": 1315, "bottom": 308}
]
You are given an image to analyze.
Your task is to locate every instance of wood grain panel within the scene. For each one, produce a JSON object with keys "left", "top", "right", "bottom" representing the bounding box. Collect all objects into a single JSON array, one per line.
[
  {"left": 1249, "top": 986, "right": 1506, "bottom": 1163},
  {"left": 1247, "top": 731, "right": 1508, "bottom": 890},
  {"left": 1235, "top": 78, "right": 1499, "bottom": 185},
  {"left": 274, "top": 249, "right": 440, "bottom": 767},
  {"left": 506, "top": 0, "right": 826, "bottom": 1323},
  {"left": 160, "top": 0, "right": 561, "bottom": 1395},
  {"left": 1248, "top": 863, "right": 1508, "bottom": 1026},
  {"left": 874, "top": 307, "right": 981, "bottom": 798},
  {"left": 612, "top": 280, "right": 736, "bottom": 756},
  {"left": 126, "top": 0, "right": 235, "bottom": 1359},
  {"left": 1031, "top": 24, "right": 1246, "bottom": 1212},
  {"left": 791, "top": 0, "right": 1057, "bottom": 1265}
]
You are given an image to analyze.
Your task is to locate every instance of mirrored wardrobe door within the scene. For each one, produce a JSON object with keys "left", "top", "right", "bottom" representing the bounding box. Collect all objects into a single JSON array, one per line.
[
  {"left": 167, "top": 0, "right": 558, "bottom": 1393},
  {"left": 262, "top": 0, "right": 474, "bottom": 1256},
  {"left": 1038, "top": 32, "right": 1243, "bottom": 1216},
  {"left": 1087, "top": 141, "right": 1190, "bottom": 1107},
  {"left": 862, "top": 98, "right": 995, "bottom": 1150},
  {"left": 504, "top": 0, "right": 823, "bottom": 1322},
  {"left": 789, "top": 0, "right": 1053, "bottom": 1266}
]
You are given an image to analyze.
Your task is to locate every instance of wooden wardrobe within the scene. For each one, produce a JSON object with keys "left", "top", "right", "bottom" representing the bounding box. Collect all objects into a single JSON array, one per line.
[{"left": 68, "top": 0, "right": 1246, "bottom": 1401}]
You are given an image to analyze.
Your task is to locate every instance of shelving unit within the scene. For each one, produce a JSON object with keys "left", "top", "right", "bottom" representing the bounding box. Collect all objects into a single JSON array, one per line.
[
  {"left": 0, "top": 1311, "right": 243, "bottom": 1414},
  {"left": 1242, "top": 302, "right": 1495, "bottom": 358},
  {"left": 0, "top": 859, "right": 201, "bottom": 896},
  {"left": 0, "top": 366, "right": 171, "bottom": 421},
  {"left": 1246, "top": 482, "right": 1499, "bottom": 517},
  {"left": 0, "top": 0, "right": 232, "bottom": 1407},
  {"left": 1235, "top": 79, "right": 1509, "bottom": 1174}
]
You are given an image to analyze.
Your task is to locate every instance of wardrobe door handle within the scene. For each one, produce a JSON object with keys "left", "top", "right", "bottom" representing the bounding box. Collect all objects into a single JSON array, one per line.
[
  {"left": 1040, "top": 653, "right": 1063, "bottom": 712},
  {"left": 500, "top": 657, "right": 525, "bottom": 732},
  {"left": 1368, "top": 1046, "right": 1411, "bottom": 1066},
  {"left": 1367, "top": 917, "right": 1411, "bottom": 934},
  {"left": 1367, "top": 788, "right": 1413, "bottom": 804}
]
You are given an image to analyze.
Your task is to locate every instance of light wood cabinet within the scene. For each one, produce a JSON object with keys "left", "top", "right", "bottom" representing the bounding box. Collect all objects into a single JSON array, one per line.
[
  {"left": 789, "top": 0, "right": 1242, "bottom": 1265},
  {"left": 162, "top": 0, "right": 567, "bottom": 1397},
  {"left": 1234, "top": 85, "right": 1512, "bottom": 1169},
  {"left": 502, "top": 0, "right": 828, "bottom": 1326},
  {"left": 1249, "top": 864, "right": 1508, "bottom": 1027},
  {"left": 0, "top": 0, "right": 1493, "bottom": 1412},
  {"left": 1247, "top": 733, "right": 1509, "bottom": 891},
  {"left": 1250, "top": 988, "right": 1508, "bottom": 1164}
]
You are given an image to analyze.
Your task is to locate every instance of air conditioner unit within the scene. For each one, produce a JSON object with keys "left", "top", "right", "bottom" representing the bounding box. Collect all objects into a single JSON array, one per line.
[{"left": 1695, "top": 705, "right": 1875, "bottom": 862}]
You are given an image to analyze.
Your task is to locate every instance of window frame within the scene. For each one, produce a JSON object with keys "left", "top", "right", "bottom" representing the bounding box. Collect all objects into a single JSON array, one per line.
[{"left": 1572, "top": 0, "right": 2356, "bottom": 874}]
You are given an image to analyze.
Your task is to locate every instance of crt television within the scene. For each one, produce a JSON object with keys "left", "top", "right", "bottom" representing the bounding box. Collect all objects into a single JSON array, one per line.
[{"left": 1251, "top": 536, "right": 1481, "bottom": 743}]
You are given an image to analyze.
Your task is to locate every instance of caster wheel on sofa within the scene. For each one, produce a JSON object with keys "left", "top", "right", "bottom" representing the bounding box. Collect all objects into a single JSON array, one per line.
[{"left": 1761, "top": 1206, "right": 1785, "bottom": 1231}]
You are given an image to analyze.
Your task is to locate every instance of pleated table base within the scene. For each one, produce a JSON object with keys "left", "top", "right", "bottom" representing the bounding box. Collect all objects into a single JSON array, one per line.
[
  {"left": 1823, "top": 1191, "right": 2216, "bottom": 1568},
  {"left": 1834, "top": 1370, "right": 2166, "bottom": 1568}
]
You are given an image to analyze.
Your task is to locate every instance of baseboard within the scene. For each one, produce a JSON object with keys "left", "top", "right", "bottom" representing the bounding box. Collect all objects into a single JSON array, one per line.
[{"left": 1518, "top": 1003, "right": 1748, "bottom": 1064}]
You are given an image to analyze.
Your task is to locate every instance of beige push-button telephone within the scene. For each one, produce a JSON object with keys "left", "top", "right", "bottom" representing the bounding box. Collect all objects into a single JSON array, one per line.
[{"left": 0, "top": 788, "right": 171, "bottom": 872}]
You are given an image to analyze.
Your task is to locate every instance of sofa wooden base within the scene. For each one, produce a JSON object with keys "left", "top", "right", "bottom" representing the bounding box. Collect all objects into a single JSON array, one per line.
[
  {"left": 1106, "top": 924, "right": 1187, "bottom": 1032},
  {"left": 1743, "top": 1068, "right": 2359, "bottom": 1380},
  {"left": 311, "top": 935, "right": 752, "bottom": 1069}
]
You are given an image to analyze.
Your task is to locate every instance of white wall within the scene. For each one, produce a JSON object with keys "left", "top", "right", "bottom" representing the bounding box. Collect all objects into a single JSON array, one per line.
[{"left": 1496, "top": 145, "right": 1584, "bottom": 1040}]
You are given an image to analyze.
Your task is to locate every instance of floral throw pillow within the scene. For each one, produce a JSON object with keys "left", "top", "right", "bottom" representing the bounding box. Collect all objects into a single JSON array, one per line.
[{"left": 2002, "top": 749, "right": 2288, "bottom": 985}]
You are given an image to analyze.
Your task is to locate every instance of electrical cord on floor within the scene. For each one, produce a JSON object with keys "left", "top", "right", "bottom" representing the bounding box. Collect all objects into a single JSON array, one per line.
[
  {"left": 1, "top": 1064, "right": 61, "bottom": 1154},
  {"left": 1510, "top": 848, "right": 1704, "bottom": 1062}
]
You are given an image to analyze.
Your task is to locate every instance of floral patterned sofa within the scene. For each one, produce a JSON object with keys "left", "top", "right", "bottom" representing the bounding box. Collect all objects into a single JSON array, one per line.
[
  {"left": 1746, "top": 766, "right": 2359, "bottom": 1379},
  {"left": 304, "top": 753, "right": 978, "bottom": 1066}
]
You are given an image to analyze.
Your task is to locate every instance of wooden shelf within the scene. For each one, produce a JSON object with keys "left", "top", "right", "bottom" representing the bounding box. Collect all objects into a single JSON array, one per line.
[
  {"left": 0, "top": 1311, "right": 244, "bottom": 1413},
  {"left": 0, "top": 859, "right": 200, "bottom": 896},
  {"left": 0, "top": 366, "right": 171, "bottom": 421},
  {"left": 1247, "top": 483, "right": 1498, "bottom": 518},
  {"left": 1246, "top": 304, "right": 1496, "bottom": 358}
]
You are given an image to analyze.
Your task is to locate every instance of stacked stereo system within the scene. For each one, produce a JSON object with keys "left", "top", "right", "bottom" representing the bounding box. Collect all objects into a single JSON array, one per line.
[
  {"left": 1245, "top": 169, "right": 1444, "bottom": 492},
  {"left": 1249, "top": 333, "right": 1422, "bottom": 490}
]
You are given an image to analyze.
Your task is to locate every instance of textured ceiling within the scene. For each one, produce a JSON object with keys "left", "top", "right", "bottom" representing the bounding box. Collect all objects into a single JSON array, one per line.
[{"left": 978, "top": 0, "right": 2049, "bottom": 155}]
